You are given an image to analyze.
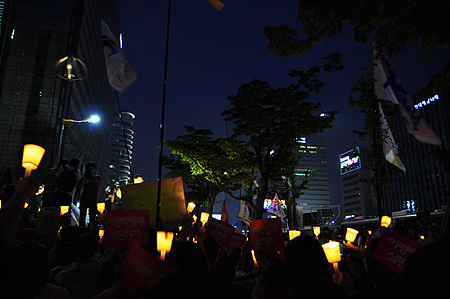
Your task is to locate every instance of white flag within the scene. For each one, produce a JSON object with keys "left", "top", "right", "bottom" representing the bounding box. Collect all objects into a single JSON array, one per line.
[
  {"left": 379, "top": 102, "right": 406, "bottom": 172},
  {"left": 102, "top": 19, "right": 136, "bottom": 93},
  {"left": 267, "top": 193, "right": 286, "bottom": 219},
  {"left": 373, "top": 52, "right": 442, "bottom": 145}
]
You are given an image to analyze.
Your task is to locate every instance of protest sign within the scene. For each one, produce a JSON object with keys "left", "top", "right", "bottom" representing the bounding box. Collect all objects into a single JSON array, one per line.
[
  {"left": 250, "top": 218, "right": 284, "bottom": 254},
  {"left": 373, "top": 228, "right": 423, "bottom": 274},
  {"left": 122, "top": 238, "right": 177, "bottom": 296},
  {"left": 228, "top": 232, "right": 247, "bottom": 250},
  {"left": 206, "top": 217, "right": 235, "bottom": 246},
  {"left": 102, "top": 210, "right": 150, "bottom": 248},
  {"left": 120, "top": 177, "right": 186, "bottom": 230}
]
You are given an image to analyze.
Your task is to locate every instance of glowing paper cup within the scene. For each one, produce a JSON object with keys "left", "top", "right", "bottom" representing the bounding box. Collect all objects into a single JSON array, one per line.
[
  {"left": 345, "top": 228, "right": 359, "bottom": 243},
  {"left": 200, "top": 212, "right": 210, "bottom": 228},
  {"left": 60, "top": 206, "right": 69, "bottom": 215},
  {"left": 187, "top": 202, "right": 196, "bottom": 213},
  {"left": 288, "top": 230, "right": 301, "bottom": 240},
  {"left": 313, "top": 226, "right": 321, "bottom": 238},
  {"left": 22, "top": 144, "right": 45, "bottom": 177},
  {"left": 381, "top": 215, "right": 392, "bottom": 228},
  {"left": 157, "top": 231, "right": 174, "bottom": 261},
  {"left": 99, "top": 229, "right": 105, "bottom": 239},
  {"left": 322, "top": 241, "right": 341, "bottom": 264},
  {"left": 97, "top": 202, "right": 106, "bottom": 214}
]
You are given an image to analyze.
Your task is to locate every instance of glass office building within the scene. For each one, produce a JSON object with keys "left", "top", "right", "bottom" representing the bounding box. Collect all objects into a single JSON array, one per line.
[{"left": 0, "top": 0, "right": 120, "bottom": 185}]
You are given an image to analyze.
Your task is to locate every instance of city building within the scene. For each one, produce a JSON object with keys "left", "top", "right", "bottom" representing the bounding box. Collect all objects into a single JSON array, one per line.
[
  {"left": 109, "top": 111, "right": 135, "bottom": 186},
  {"left": 340, "top": 146, "right": 377, "bottom": 219},
  {"left": 295, "top": 135, "right": 338, "bottom": 225},
  {"left": 382, "top": 87, "right": 449, "bottom": 214},
  {"left": 0, "top": 0, "right": 120, "bottom": 185}
]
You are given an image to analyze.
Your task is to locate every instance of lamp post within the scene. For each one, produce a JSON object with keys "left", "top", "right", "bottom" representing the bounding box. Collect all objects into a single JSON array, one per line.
[
  {"left": 56, "top": 114, "right": 100, "bottom": 163},
  {"left": 55, "top": 55, "right": 87, "bottom": 164}
]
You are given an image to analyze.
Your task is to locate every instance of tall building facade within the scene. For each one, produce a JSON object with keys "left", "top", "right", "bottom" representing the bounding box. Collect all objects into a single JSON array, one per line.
[
  {"left": 295, "top": 135, "right": 331, "bottom": 212},
  {"left": 382, "top": 87, "right": 449, "bottom": 214},
  {"left": 340, "top": 146, "right": 376, "bottom": 219},
  {"left": 109, "top": 111, "right": 134, "bottom": 186},
  {"left": 0, "top": 0, "right": 121, "bottom": 186}
]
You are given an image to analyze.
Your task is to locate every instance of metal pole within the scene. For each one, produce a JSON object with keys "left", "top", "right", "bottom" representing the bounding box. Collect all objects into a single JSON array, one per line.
[{"left": 156, "top": 0, "right": 172, "bottom": 229}]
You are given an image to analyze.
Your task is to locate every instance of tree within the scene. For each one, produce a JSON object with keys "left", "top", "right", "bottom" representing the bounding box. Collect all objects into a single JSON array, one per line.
[
  {"left": 263, "top": 0, "right": 449, "bottom": 59},
  {"left": 221, "top": 53, "right": 341, "bottom": 219}
]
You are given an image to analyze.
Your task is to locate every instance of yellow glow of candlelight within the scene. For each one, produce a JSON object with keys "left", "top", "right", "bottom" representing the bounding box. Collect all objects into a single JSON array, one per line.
[
  {"left": 200, "top": 212, "right": 210, "bottom": 227},
  {"left": 157, "top": 231, "right": 174, "bottom": 261},
  {"left": 187, "top": 202, "right": 196, "bottom": 213},
  {"left": 60, "top": 206, "right": 69, "bottom": 215},
  {"left": 97, "top": 202, "right": 106, "bottom": 214},
  {"left": 345, "top": 228, "right": 359, "bottom": 243},
  {"left": 322, "top": 241, "right": 341, "bottom": 264},
  {"left": 313, "top": 226, "right": 321, "bottom": 237},
  {"left": 288, "top": 230, "right": 301, "bottom": 240},
  {"left": 251, "top": 250, "right": 257, "bottom": 265},
  {"left": 99, "top": 229, "right": 104, "bottom": 239},
  {"left": 22, "top": 144, "right": 45, "bottom": 177},
  {"left": 381, "top": 215, "right": 392, "bottom": 228},
  {"left": 192, "top": 215, "right": 197, "bottom": 223}
]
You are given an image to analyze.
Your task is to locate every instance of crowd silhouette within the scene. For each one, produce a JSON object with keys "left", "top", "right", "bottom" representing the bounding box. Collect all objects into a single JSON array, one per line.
[{"left": 0, "top": 158, "right": 448, "bottom": 299}]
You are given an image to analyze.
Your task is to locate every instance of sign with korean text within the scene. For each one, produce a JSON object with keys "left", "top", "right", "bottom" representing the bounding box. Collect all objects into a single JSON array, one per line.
[
  {"left": 373, "top": 229, "right": 422, "bottom": 274},
  {"left": 206, "top": 218, "right": 235, "bottom": 245},
  {"left": 103, "top": 210, "right": 150, "bottom": 248},
  {"left": 250, "top": 218, "right": 285, "bottom": 254},
  {"left": 228, "top": 232, "right": 247, "bottom": 250}
]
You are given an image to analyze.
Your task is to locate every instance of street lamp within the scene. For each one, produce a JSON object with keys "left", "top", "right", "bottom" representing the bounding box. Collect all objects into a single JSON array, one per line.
[{"left": 57, "top": 114, "right": 100, "bottom": 163}]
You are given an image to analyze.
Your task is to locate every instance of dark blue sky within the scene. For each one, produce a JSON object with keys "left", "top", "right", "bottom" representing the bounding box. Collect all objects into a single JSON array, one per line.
[{"left": 117, "top": 0, "right": 449, "bottom": 216}]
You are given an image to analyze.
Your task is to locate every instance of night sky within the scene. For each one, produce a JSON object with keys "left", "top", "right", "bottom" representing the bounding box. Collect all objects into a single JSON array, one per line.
[{"left": 117, "top": 1, "right": 449, "bottom": 222}]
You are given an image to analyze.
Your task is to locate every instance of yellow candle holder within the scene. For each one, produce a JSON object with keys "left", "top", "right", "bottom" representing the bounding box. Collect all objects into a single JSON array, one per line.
[
  {"left": 157, "top": 231, "right": 174, "bottom": 261},
  {"left": 22, "top": 144, "right": 45, "bottom": 177}
]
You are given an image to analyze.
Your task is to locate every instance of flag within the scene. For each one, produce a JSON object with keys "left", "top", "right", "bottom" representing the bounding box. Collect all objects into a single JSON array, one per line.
[
  {"left": 221, "top": 198, "right": 230, "bottom": 224},
  {"left": 208, "top": 0, "right": 224, "bottom": 11},
  {"left": 379, "top": 102, "right": 406, "bottom": 172},
  {"left": 267, "top": 193, "right": 286, "bottom": 219},
  {"left": 102, "top": 19, "right": 137, "bottom": 93},
  {"left": 373, "top": 51, "right": 442, "bottom": 145},
  {"left": 237, "top": 198, "right": 253, "bottom": 226}
]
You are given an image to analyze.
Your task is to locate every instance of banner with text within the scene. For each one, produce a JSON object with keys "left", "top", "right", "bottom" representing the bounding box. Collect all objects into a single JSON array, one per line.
[
  {"left": 250, "top": 218, "right": 284, "bottom": 254},
  {"left": 103, "top": 210, "right": 150, "bottom": 248}
]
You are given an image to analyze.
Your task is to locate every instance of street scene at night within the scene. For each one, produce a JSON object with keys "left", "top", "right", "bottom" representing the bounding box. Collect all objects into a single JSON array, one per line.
[{"left": 0, "top": 1, "right": 448, "bottom": 298}]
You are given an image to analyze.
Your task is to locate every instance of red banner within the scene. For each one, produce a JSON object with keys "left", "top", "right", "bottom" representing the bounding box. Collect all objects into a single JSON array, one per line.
[
  {"left": 250, "top": 218, "right": 285, "bottom": 254},
  {"left": 102, "top": 210, "right": 150, "bottom": 248},
  {"left": 122, "top": 239, "right": 177, "bottom": 296},
  {"left": 373, "top": 229, "right": 423, "bottom": 274},
  {"left": 228, "top": 232, "right": 247, "bottom": 250},
  {"left": 206, "top": 217, "right": 235, "bottom": 245}
]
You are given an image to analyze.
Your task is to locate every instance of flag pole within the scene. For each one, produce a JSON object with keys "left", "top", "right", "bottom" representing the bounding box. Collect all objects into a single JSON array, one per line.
[{"left": 156, "top": 0, "right": 172, "bottom": 229}]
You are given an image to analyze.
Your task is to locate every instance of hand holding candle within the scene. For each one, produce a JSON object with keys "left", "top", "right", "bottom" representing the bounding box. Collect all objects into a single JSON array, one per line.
[
  {"left": 200, "top": 212, "right": 209, "bottom": 228},
  {"left": 187, "top": 202, "right": 196, "bottom": 213}
]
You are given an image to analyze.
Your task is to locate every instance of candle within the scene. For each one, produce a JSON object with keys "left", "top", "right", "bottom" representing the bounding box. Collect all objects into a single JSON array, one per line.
[
  {"left": 22, "top": 144, "right": 45, "bottom": 177},
  {"left": 200, "top": 212, "right": 210, "bottom": 228},
  {"left": 187, "top": 202, "right": 196, "bottom": 213},
  {"left": 381, "top": 215, "right": 392, "bottom": 228},
  {"left": 60, "top": 206, "right": 69, "bottom": 215},
  {"left": 345, "top": 228, "right": 359, "bottom": 243},
  {"left": 97, "top": 202, "right": 106, "bottom": 214},
  {"left": 157, "top": 231, "right": 174, "bottom": 261},
  {"left": 322, "top": 241, "right": 341, "bottom": 264},
  {"left": 313, "top": 226, "right": 320, "bottom": 238},
  {"left": 288, "top": 230, "right": 301, "bottom": 240}
]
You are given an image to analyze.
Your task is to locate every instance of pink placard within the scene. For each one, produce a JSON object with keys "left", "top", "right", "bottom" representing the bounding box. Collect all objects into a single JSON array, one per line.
[
  {"left": 228, "top": 232, "right": 247, "bottom": 250},
  {"left": 373, "top": 228, "right": 423, "bottom": 274},
  {"left": 250, "top": 218, "right": 285, "bottom": 254},
  {"left": 206, "top": 218, "right": 235, "bottom": 245},
  {"left": 103, "top": 210, "right": 150, "bottom": 248}
]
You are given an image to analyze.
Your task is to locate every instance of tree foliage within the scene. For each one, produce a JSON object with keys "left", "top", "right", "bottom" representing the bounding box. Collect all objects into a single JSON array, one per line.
[{"left": 264, "top": 0, "right": 449, "bottom": 59}]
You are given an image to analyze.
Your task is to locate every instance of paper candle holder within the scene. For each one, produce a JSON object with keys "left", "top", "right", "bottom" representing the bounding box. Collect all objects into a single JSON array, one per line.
[
  {"left": 97, "top": 202, "right": 106, "bottom": 214},
  {"left": 187, "top": 202, "right": 196, "bottom": 213},
  {"left": 345, "top": 228, "right": 359, "bottom": 243},
  {"left": 288, "top": 230, "right": 301, "bottom": 240},
  {"left": 157, "top": 231, "right": 174, "bottom": 261},
  {"left": 313, "top": 226, "right": 321, "bottom": 237},
  {"left": 200, "top": 212, "right": 210, "bottom": 227},
  {"left": 322, "top": 241, "right": 341, "bottom": 264},
  {"left": 22, "top": 144, "right": 45, "bottom": 177},
  {"left": 381, "top": 215, "right": 392, "bottom": 228},
  {"left": 60, "top": 206, "right": 69, "bottom": 215}
]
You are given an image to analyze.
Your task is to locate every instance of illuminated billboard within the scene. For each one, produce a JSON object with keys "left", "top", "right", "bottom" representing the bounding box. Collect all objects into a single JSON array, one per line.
[{"left": 340, "top": 147, "right": 361, "bottom": 175}]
